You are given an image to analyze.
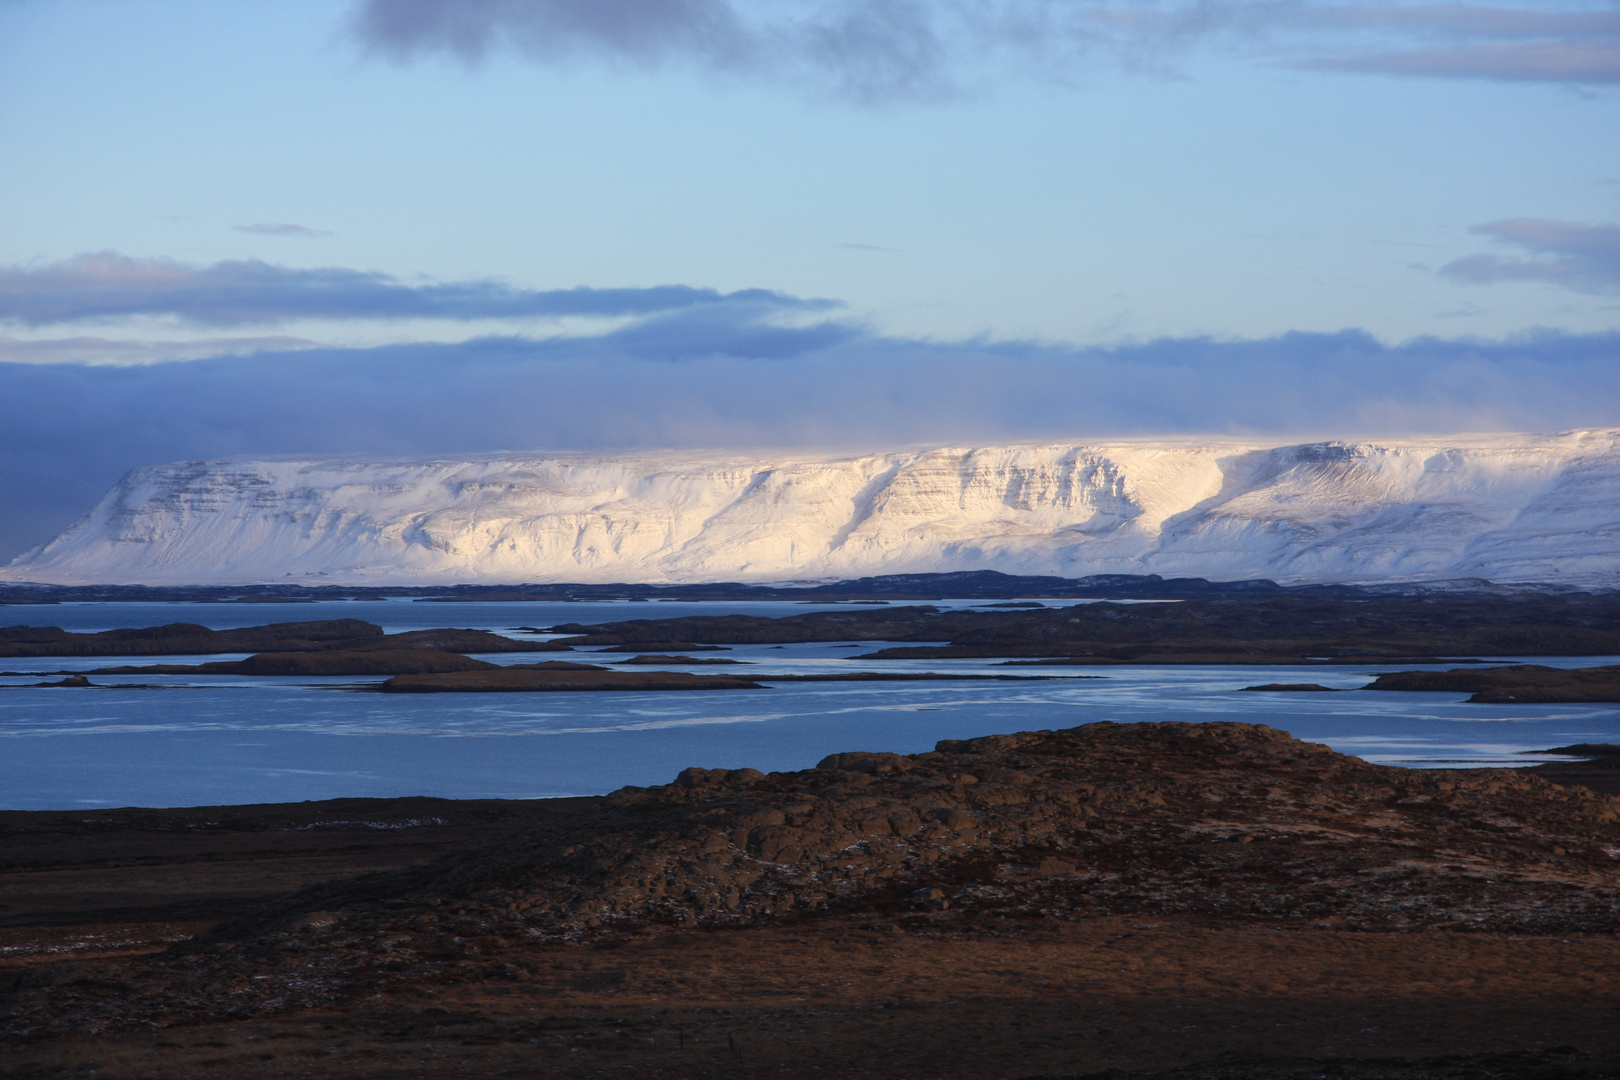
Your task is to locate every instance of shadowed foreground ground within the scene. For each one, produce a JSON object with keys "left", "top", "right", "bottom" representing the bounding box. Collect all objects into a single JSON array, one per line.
[{"left": 3, "top": 721, "right": 1617, "bottom": 1079}]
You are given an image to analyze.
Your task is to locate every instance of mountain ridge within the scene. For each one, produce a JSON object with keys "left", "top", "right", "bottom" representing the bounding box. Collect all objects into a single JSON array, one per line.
[{"left": 6, "top": 430, "right": 1618, "bottom": 586}]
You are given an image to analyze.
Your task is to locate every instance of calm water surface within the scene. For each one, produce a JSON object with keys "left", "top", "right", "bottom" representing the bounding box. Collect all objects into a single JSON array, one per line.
[{"left": 2, "top": 599, "right": 1615, "bottom": 809}]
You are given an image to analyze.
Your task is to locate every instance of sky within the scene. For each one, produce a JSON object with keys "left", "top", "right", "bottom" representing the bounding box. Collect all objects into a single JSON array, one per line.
[{"left": 0, "top": 0, "right": 1616, "bottom": 560}]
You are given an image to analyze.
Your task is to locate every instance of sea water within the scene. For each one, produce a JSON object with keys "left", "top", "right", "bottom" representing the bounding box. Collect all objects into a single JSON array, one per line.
[{"left": 1, "top": 599, "right": 1615, "bottom": 810}]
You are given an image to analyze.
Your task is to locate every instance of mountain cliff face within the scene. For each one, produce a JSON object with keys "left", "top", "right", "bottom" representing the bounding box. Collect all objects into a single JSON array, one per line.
[{"left": 6, "top": 431, "right": 1618, "bottom": 586}]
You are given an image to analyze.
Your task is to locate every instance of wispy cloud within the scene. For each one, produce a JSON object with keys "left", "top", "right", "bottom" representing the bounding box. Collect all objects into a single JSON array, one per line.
[
  {"left": 348, "top": 0, "right": 1620, "bottom": 100},
  {"left": 0, "top": 335, "right": 318, "bottom": 366},
  {"left": 233, "top": 223, "right": 334, "bottom": 238},
  {"left": 1441, "top": 219, "right": 1620, "bottom": 293},
  {"left": 0, "top": 252, "right": 834, "bottom": 327}
]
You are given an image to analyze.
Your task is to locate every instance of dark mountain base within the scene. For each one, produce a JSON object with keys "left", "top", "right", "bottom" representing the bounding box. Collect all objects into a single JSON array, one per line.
[{"left": 5, "top": 569, "right": 1599, "bottom": 606}]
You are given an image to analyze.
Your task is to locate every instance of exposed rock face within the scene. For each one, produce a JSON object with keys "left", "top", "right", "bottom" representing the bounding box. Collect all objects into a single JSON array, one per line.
[{"left": 8, "top": 431, "right": 1620, "bottom": 586}]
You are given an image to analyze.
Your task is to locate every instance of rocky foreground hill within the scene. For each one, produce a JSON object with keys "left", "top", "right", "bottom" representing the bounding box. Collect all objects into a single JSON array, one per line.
[{"left": 6, "top": 720, "right": 1617, "bottom": 1076}]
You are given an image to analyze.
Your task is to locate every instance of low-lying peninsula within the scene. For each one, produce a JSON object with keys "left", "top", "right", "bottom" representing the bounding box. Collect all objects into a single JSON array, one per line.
[
  {"left": 545, "top": 592, "right": 1620, "bottom": 662},
  {"left": 1367, "top": 663, "right": 1620, "bottom": 703},
  {"left": 0, "top": 619, "right": 553, "bottom": 658}
]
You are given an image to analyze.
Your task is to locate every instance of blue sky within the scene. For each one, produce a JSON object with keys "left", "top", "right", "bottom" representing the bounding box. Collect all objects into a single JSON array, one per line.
[{"left": 0, "top": 0, "right": 1616, "bottom": 557}]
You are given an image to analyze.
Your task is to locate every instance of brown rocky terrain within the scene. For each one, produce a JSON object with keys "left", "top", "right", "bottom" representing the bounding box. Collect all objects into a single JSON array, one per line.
[
  {"left": 3, "top": 722, "right": 1618, "bottom": 1078},
  {"left": 1367, "top": 664, "right": 1620, "bottom": 703}
]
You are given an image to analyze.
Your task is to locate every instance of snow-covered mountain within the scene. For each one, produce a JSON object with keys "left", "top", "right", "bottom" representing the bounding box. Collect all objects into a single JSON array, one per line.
[{"left": 6, "top": 431, "right": 1619, "bottom": 587}]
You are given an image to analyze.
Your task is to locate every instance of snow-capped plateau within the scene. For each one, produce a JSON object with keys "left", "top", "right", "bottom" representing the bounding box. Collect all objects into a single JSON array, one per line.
[{"left": 6, "top": 431, "right": 1619, "bottom": 587}]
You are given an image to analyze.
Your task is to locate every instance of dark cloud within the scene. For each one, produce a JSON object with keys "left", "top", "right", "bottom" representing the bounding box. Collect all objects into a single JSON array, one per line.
[
  {"left": 0, "top": 253, "right": 831, "bottom": 327},
  {"left": 354, "top": 0, "right": 959, "bottom": 102},
  {"left": 1, "top": 319, "right": 1614, "bottom": 560},
  {"left": 1441, "top": 219, "right": 1620, "bottom": 293},
  {"left": 233, "top": 223, "right": 334, "bottom": 238},
  {"left": 348, "top": 0, "right": 1620, "bottom": 99}
]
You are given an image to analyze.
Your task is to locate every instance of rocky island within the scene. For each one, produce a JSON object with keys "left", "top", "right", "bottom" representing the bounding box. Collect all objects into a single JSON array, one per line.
[{"left": 1367, "top": 663, "right": 1620, "bottom": 703}]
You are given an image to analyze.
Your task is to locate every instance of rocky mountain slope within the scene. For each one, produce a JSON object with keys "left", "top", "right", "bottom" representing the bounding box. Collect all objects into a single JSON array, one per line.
[{"left": 5, "top": 430, "right": 1618, "bottom": 586}]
